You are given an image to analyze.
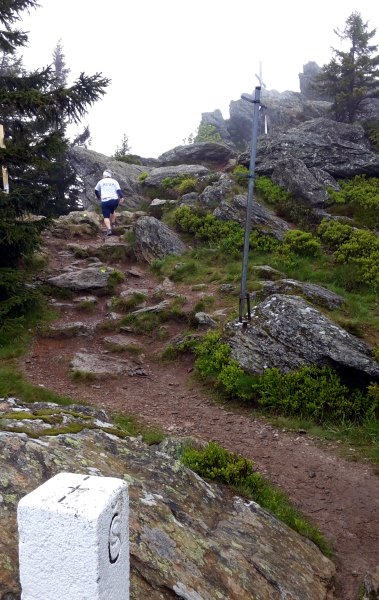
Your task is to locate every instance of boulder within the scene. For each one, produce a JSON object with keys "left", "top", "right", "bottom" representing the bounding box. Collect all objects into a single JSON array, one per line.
[
  {"left": 134, "top": 216, "right": 187, "bottom": 263},
  {"left": 0, "top": 398, "right": 335, "bottom": 600},
  {"left": 70, "top": 351, "right": 135, "bottom": 378},
  {"left": 199, "top": 174, "right": 234, "bottom": 206},
  {"left": 142, "top": 164, "right": 209, "bottom": 188},
  {"left": 39, "top": 321, "right": 95, "bottom": 339},
  {"left": 254, "top": 279, "right": 345, "bottom": 310},
  {"left": 194, "top": 312, "right": 218, "bottom": 328},
  {"left": 271, "top": 157, "right": 329, "bottom": 206},
  {"left": 50, "top": 210, "right": 102, "bottom": 238},
  {"left": 225, "top": 294, "right": 379, "bottom": 386},
  {"left": 255, "top": 118, "right": 379, "bottom": 178},
  {"left": 213, "top": 194, "right": 291, "bottom": 240},
  {"left": 69, "top": 147, "right": 148, "bottom": 211},
  {"left": 47, "top": 265, "right": 119, "bottom": 291},
  {"left": 158, "top": 142, "right": 236, "bottom": 166}
]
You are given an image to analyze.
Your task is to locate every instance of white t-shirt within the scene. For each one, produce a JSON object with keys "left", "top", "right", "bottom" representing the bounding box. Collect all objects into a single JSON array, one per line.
[{"left": 95, "top": 177, "right": 122, "bottom": 201}]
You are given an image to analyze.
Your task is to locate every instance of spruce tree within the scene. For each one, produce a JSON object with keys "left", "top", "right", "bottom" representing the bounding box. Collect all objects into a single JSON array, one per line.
[
  {"left": 318, "top": 12, "right": 379, "bottom": 122},
  {"left": 52, "top": 39, "right": 70, "bottom": 87},
  {"left": 0, "top": 0, "right": 109, "bottom": 267},
  {"left": 0, "top": 0, "right": 109, "bottom": 329}
]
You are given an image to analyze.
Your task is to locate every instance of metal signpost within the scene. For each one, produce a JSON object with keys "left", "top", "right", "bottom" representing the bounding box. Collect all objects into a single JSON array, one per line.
[
  {"left": 0, "top": 123, "right": 9, "bottom": 193},
  {"left": 238, "top": 86, "right": 262, "bottom": 325}
]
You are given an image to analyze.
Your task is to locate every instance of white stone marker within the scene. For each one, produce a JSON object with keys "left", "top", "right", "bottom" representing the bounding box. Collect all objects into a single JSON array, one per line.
[{"left": 18, "top": 472, "right": 129, "bottom": 600}]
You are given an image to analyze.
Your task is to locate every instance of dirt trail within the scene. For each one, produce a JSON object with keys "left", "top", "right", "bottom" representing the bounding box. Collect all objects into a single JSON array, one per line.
[{"left": 21, "top": 232, "right": 379, "bottom": 600}]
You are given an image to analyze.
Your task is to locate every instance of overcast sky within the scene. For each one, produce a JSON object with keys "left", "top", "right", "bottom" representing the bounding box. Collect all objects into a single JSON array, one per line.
[{"left": 19, "top": 0, "right": 379, "bottom": 158}]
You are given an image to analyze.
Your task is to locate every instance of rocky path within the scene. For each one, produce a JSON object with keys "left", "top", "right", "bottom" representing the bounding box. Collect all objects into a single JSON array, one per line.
[{"left": 21, "top": 231, "right": 379, "bottom": 600}]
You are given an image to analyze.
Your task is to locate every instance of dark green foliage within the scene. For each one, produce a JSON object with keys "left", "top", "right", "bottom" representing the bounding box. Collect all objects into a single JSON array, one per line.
[
  {"left": 253, "top": 177, "right": 315, "bottom": 228},
  {"left": 317, "top": 219, "right": 379, "bottom": 289},
  {"left": 182, "top": 442, "right": 330, "bottom": 555},
  {"left": 0, "top": 1, "right": 109, "bottom": 333},
  {"left": 112, "top": 133, "right": 131, "bottom": 160},
  {"left": 71, "top": 124, "right": 91, "bottom": 148},
  {"left": 193, "top": 332, "right": 378, "bottom": 424},
  {"left": 283, "top": 230, "right": 321, "bottom": 257},
  {"left": 254, "top": 176, "right": 292, "bottom": 205},
  {"left": 232, "top": 164, "right": 249, "bottom": 186},
  {"left": 194, "top": 124, "right": 221, "bottom": 143},
  {"left": 173, "top": 206, "right": 279, "bottom": 258},
  {"left": 316, "top": 12, "right": 379, "bottom": 122},
  {"left": 257, "top": 366, "right": 377, "bottom": 423},
  {"left": 0, "top": 0, "right": 37, "bottom": 53},
  {"left": 328, "top": 175, "right": 379, "bottom": 229},
  {"left": 51, "top": 39, "right": 70, "bottom": 87}
]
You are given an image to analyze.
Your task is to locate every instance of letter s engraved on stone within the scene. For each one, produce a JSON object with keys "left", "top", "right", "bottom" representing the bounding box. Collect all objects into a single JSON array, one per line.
[{"left": 108, "top": 512, "right": 121, "bottom": 564}]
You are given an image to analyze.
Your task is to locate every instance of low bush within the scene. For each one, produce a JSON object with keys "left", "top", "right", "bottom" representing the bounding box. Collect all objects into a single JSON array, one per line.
[
  {"left": 257, "top": 366, "right": 377, "bottom": 423},
  {"left": 283, "top": 230, "right": 321, "bottom": 257},
  {"left": 232, "top": 165, "right": 249, "bottom": 187},
  {"left": 176, "top": 177, "right": 197, "bottom": 195},
  {"left": 193, "top": 332, "right": 378, "bottom": 424},
  {"left": 182, "top": 441, "right": 330, "bottom": 555},
  {"left": 328, "top": 175, "right": 379, "bottom": 229},
  {"left": 255, "top": 176, "right": 292, "bottom": 206},
  {"left": 173, "top": 206, "right": 279, "bottom": 259},
  {"left": 317, "top": 219, "right": 379, "bottom": 290}
]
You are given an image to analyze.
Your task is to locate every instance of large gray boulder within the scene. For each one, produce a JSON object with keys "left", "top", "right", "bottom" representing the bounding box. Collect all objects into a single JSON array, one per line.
[
  {"left": 255, "top": 118, "right": 379, "bottom": 178},
  {"left": 199, "top": 173, "right": 234, "bottom": 206},
  {"left": 69, "top": 147, "right": 148, "bottom": 211},
  {"left": 271, "top": 157, "right": 331, "bottom": 207},
  {"left": 225, "top": 294, "right": 379, "bottom": 384},
  {"left": 142, "top": 164, "right": 209, "bottom": 187},
  {"left": 134, "top": 216, "right": 187, "bottom": 263},
  {"left": 0, "top": 398, "right": 335, "bottom": 600},
  {"left": 158, "top": 142, "right": 236, "bottom": 166},
  {"left": 213, "top": 194, "right": 291, "bottom": 240},
  {"left": 47, "top": 265, "right": 119, "bottom": 291},
  {"left": 254, "top": 279, "right": 345, "bottom": 310}
]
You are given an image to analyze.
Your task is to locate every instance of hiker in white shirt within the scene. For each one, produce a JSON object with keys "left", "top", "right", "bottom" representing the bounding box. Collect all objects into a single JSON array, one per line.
[{"left": 94, "top": 170, "right": 124, "bottom": 236}]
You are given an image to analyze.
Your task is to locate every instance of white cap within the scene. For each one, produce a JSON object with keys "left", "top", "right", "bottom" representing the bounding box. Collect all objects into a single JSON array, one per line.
[{"left": 103, "top": 170, "right": 112, "bottom": 177}]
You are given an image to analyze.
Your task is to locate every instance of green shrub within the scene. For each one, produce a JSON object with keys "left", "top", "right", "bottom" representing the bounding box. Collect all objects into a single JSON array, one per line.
[
  {"left": 182, "top": 442, "right": 330, "bottom": 555},
  {"left": 176, "top": 177, "right": 197, "bottom": 195},
  {"left": 255, "top": 176, "right": 292, "bottom": 205},
  {"left": 328, "top": 176, "right": 379, "bottom": 229},
  {"left": 173, "top": 206, "right": 279, "bottom": 259},
  {"left": 317, "top": 219, "right": 379, "bottom": 290},
  {"left": 194, "top": 124, "right": 222, "bottom": 143},
  {"left": 138, "top": 172, "right": 148, "bottom": 183},
  {"left": 110, "top": 292, "right": 147, "bottom": 312},
  {"left": 194, "top": 331, "right": 255, "bottom": 400},
  {"left": 283, "top": 230, "right": 321, "bottom": 256},
  {"left": 182, "top": 442, "right": 256, "bottom": 486},
  {"left": 257, "top": 366, "right": 376, "bottom": 423},
  {"left": 232, "top": 165, "right": 249, "bottom": 187},
  {"left": 107, "top": 270, "right": 125, "bottom": 292},
  {"left": 170, "top": 261, "right": 198, "bottom": 282},
  {"left": 317, "top": 219, "right": 353, "bottom": 250},
  {"left": 193, "top": 333, "right": 378, "bottom": 424}
]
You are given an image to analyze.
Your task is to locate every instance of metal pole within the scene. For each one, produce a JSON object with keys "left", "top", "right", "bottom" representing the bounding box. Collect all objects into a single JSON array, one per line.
[
  {"left": 0, "top": 123, "right": 9, "bottom": 193},
  {"left": 238, "top": 86, "right": 261, "bottom": 324}
]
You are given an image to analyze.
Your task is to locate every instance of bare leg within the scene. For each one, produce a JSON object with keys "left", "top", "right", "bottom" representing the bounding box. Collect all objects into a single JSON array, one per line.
[
  {"left": 110, "top": 213, "right": 116, "bottom": 228},
  {"left": 104, "top": 217, "right": 111, "bottom": 230}
]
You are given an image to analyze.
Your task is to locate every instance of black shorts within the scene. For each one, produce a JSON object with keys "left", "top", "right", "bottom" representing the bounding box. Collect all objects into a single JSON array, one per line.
[{"left": 101, "top": 199, "right": 119, "bottom": 218}]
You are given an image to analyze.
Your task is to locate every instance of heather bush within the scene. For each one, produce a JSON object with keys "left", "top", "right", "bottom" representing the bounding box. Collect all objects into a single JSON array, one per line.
[
  {"left": 328, "top": 175, "right": 379, "bottom": 229},
  {"left": 283, "top": 230, "right": 321, "bottom": 256}
]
